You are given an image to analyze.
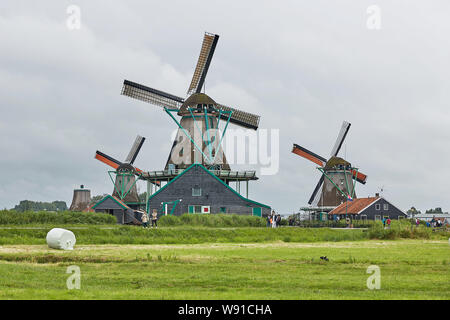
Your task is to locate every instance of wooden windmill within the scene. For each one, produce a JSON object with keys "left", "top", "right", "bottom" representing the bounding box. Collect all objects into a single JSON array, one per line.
[
  {"left": 292, "top": 121, "right": 368, "bottom": 207},
  {"left": 94, "top": 135, "right": 145, "bottom": 207},
  {"left": 121, "top": 32, "right": 261, "bottom": 171}
]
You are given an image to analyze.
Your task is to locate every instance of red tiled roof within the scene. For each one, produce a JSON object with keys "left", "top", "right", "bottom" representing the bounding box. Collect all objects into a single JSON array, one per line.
[{"left": 329, "top": 197, "right": 380, "bottom": 215}]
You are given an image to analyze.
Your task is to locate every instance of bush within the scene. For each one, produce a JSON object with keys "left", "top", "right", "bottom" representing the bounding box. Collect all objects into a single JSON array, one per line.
[
  {"left": 0, "top": 210, "right": 117, "bottom": 225},
  {"left": 368, "top": 219, "right": 435, "bottom": 240},
  {"left": 158, "top": 214, "right": 266, "bottom": 228},
  {"left": 293, "top": 219, "right": 377, "bottom": 228}
]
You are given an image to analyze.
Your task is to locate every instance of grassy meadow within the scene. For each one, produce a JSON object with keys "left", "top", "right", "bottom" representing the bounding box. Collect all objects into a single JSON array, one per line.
[
  {"left": 0, "top": 240, "right": 448, "bottom": 299},
  {"left": 0, "top": 211, "right": 448, "bottom": 299}
]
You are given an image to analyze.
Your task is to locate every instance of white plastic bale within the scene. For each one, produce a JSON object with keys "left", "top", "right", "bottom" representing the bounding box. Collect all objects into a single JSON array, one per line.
[{"left": 46, "top": 228, "right": 76, "bottom": 250}]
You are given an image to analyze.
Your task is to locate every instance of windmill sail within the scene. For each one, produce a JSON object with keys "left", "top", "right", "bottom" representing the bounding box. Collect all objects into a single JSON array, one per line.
[
  {"left": 187, "top": 33, "right": 219, "bottom": 95},
  {"left": 330, "top": 121, "right": 351, "bottom": 157},
  {"left": 122, "top": 80, "right": 184, "bottom": 109},
  {"left": 216, "top": 104, "right": 260, "bottom": 130},
  {"left": 308, "top": 175, "right": 324, "bottom": 205},
  {"left": 125, "top": 135, "right": 145, "bottom": 164}
]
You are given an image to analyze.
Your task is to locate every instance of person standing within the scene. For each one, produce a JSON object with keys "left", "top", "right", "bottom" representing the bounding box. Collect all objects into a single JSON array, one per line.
[
  {"left": 382, "top": 217, "right": 386, "bottom": 228},
  {"left": 141, "top": 212, "right": 149, "bottom": 228},
  {"left": 151, "top": 209, "right": 158, "bottom": 228},
  {"left": 276, "top": 214, "right": 281, "bottom": 228},
  {"left": 387, "top": 218, "right": 391, "bottom": 229}
]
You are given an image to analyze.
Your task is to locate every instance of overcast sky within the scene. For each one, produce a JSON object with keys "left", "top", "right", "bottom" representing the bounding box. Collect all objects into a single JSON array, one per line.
[{"left": 0, "top": 0, "right": 449, "bottom": 214}]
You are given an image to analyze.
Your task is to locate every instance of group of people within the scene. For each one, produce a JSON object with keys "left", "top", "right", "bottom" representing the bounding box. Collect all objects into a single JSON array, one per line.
[
  {"left": 267, "top": 210, "right": 281, "bottom": 228},
  {"left": 141, "top": 209, "right": 159, "bottom": 228},
  {"left": 427, "top": 217, "right": 444, "bottom": 228}
]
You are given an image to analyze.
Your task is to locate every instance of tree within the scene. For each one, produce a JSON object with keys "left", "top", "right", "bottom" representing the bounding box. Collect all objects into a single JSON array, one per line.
[
  {"left": 138, "top": 192, "right": 147, "bottom": 204},
  {"left": 425, "top": 207, "right": 443, "bottom": 214},
  {"left": 407, "top": 207, "right": 421, "bottom": 216},
  {"left": 89, "top": 194, "right": 109, "bottom": 206}
]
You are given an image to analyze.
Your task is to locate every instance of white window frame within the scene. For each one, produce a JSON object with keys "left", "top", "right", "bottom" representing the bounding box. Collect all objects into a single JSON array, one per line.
[
  {"left": 375, "top": 204, "right": 381, "bottom": 211},
  {"left": 375, "top": 215, "right": 381, "bottom": 221},
  {"left": 192, "top": 188, "right": 202, "bottom": 197},
  {"left": 189, "top": 205, "right": 203, "bottom": 214}
]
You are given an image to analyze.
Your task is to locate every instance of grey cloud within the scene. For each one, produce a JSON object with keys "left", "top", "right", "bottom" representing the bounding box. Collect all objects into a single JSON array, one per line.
[{"left": 0, "top": 0, "right": 449, "bottom": 213}]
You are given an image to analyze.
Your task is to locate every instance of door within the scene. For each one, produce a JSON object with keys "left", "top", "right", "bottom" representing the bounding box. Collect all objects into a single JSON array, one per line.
[{"left": 252, "top": 207, "right": 262, "bottom": 217}]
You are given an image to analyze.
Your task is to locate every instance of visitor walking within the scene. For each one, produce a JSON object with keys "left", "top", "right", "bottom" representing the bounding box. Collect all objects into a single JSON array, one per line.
[
  {"left": 382, "top": 217, "right": 386, "bottom": 228},
  {"left": 276, "top": 214, "right": 281, "bottom": 228},
  {"left": 386, "top": 218, "right": 391, "bottom": 229},
  {"left": 151, "top": 209, "right": 158, "bottom": 228},
  {"left": 141, "top": 212, "right": 149, "bottom": 228}
]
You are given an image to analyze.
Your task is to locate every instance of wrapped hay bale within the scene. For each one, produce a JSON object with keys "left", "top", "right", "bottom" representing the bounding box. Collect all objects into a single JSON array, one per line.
[{"left": 46, "top": 228, "right": 76, "bottom": 250}]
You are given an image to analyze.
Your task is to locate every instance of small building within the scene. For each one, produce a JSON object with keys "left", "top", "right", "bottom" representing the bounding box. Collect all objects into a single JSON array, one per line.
[
  {"left": 93, "top": 195, "right": 143, "bottom": 225},
  {"left": 147, "top": 163, "right": 271, "bottom": 217},
  {"left": 328, "top": 195, "right": 407, "bottom": 221},
  {"left": 413, "top": 213, "right": 450, "bottom": 225}
]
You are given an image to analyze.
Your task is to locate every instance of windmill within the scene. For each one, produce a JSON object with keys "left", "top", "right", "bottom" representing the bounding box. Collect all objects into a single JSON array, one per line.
[
  {"left": 120, "top": 32, "right": 261, "bottom": 171},
  {"left": 292, "top": 121, "right": 368, "bottom": 207},
  {"left": 95, "top": 135, "right": 145, "bottom": 207}
]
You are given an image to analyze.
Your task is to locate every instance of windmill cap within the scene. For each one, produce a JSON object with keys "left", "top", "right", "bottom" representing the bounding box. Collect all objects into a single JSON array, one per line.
[
  {"left": 179, "top": 93, "right": 217, "bottom": 113},
  {"left": 324, "top": 156, "right": 351, "bottom": 169}
]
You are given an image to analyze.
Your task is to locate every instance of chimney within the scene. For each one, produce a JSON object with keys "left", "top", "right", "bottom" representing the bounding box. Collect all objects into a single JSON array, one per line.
[{"left": 375, "top": 193, "right": 380, "bottom": 197}]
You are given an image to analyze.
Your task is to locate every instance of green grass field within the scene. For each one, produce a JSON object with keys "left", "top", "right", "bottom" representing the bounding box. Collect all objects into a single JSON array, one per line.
[{"left": 0, "top": 225, "right": 448, "bottom": 299}]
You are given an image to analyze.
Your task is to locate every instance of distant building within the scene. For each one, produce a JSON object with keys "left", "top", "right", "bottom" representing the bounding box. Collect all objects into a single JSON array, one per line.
[
  {"left": 328, "top": 195, "right": 407, "bottom": 220},
  {"left": 93, "top": 195, "right": 143, "bottom": 225},
  {"left": 147, "top": 164, "right": 271, "bottom": 217}
]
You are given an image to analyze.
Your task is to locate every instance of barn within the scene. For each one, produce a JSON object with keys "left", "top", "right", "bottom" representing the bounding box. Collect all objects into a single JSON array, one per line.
[
  {"left": 147, "top": 163, "right": 271, "bottom": 217},
  {"left": 93, "top": 195, "right": 144, "bottom": 224},
  {"left": 328, "top": 195, "right": 407, "bottom": 221}
]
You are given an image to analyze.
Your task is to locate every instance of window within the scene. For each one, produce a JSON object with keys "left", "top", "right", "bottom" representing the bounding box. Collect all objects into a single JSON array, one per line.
[
  {"left": 375, "top": 215, "right": 381, "bottom": 221},
  {"left": 360, "top": 215, "right": 368, "bottom": 221},
  {"left": 188, "top": 205, "right": 202, "bottom": 214},
  {"left": 192, "top": 188, "right": 202, "bottom": 196},
  {"left": 220, "top": 207, "right": 226, "bottom": 213},
  {"left": 375, "top": 204, "right": 381, "bottom": 211},
  {"left": 384, "top": 204, "right": 389, "bottom": 211}
]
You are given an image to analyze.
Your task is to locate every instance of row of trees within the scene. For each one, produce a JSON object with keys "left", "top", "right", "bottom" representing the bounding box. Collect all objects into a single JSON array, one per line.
[
  {"left": 407, "top": 207, "right": 445, "bottom": 216},
  {"left": 13, "top": 200, "right": 68, "bottom": 212},
  {"left": 10, "top": 192, "right": 148, "bottom": 212}
]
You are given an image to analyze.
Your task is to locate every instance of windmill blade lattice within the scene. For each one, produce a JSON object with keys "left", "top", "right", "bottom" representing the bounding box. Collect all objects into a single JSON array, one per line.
[
  {"left": 187, "top": 32, "right": 219, "bottom": 95},
  {"left": 122, "top": 80, "right": 184, "bottom": 109}
]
